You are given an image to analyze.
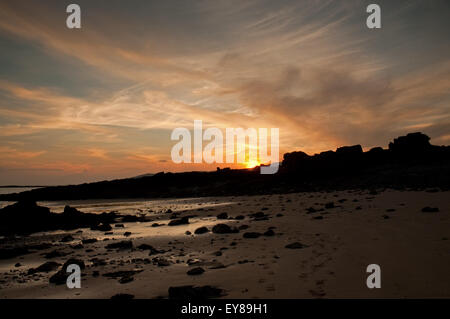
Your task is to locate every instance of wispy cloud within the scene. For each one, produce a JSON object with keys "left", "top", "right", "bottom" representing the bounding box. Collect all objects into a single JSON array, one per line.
[{"left": 0, "top": 0, "right": 449, "bottom": 184}]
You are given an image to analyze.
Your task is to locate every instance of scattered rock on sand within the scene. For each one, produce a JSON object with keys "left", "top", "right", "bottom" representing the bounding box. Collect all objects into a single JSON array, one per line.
[
  {"left": 217, "top": 212, "right": 228, "bottom": 219},
  {"left": 151, "top": 223, "right": 163, "bottom": 227},
  {"left": 60, "top": 235, "right": 74, "bottom": 242},
  {"left": 421, "top": 206, "right": 439, "bottom": 213},
  {"left": 82, "top": 238, "right": 97, "bottom": 244},
  {"left": 63, "top": 258, "right": 86, "bottom": 270},
  {"left": 168, "top": 285, "right": 225, "bottom": 299},
  {"left": 212, "top": 224, "right": 238, "bottom": 234},
  {"left": 49, "top": 259, "right": 86, "bottom": 285},
  {"left": 106, "top": 240, "right": 133, "bottom": 250},
  {"left": 91, "top": 223, "right": 112, "bottom": 232},
  {"left": 285, "top": 242, "right": 307, "bottom": 249},
  {"left": 194, "top": 227, "right": 209, "bottom": 234},
  {"left": 324, "top": 202, "right": 335, "bottom": 209},
  {"left": 187, "top": 267, "right": 205, "bottom": 275},
  {"left": 168, "top": 217, "right": 189, "bottom": 226},
  {"left": 28, "top": 261, "right": 60, "bottom": 274},
  {"left": 243, "top": 232, "right": 261, "bottom": 239},
  {"left": 119, "top": 276, "right": 134, "bottom": 284},
  {"left": 152, "top": 257, "right": 171, "bottom": 267},
  {"left": 263, "top": 229, "right": 275, "bottom": 237},
  {"left": 44, "top": 249, "right": 70, "bottom": 259}
]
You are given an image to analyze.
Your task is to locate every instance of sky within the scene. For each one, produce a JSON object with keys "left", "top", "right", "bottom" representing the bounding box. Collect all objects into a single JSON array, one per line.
[{"left": 0, "top": 0, "right": 449, "bottom": 185}]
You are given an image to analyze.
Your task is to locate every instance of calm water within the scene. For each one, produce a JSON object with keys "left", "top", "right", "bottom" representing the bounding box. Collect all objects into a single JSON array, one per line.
[{"left": 0, "top": 187, "right": 40, "bottom": 195}]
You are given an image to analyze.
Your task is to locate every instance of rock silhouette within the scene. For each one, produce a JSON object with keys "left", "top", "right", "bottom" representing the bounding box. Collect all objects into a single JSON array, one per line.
[{"left": 0, "top": 132, "right": 448, "bottom": 211}]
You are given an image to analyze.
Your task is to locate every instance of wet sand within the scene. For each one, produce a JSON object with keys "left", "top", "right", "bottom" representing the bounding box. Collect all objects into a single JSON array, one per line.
[{"left": 0, "top": 189, "right": 449, "bottom": 298}]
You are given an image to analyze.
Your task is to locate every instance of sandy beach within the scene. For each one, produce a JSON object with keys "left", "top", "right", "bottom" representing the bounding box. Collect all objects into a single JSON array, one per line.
[{"left": 1, "top": 189, "right": 448, "bottom": 299}]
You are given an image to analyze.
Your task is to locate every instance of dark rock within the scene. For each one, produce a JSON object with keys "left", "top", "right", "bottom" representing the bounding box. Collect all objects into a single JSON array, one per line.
[
  {"left": 137, "top": 243, "right": 154, "bottom": 250},
  {"left": 168, "top": 217, "right": 189, "bottom": 226},
  {"left": 389, "top": 132, "right": 431, "bottom": 153},
  {"left": 212, "top": 224, "right": 238, "bottom": 234},
  {"left": 119, "top": 276, "right": 134, "bottom": 284},
  {"left": 121, "top": 215, "right": 140, "bottom": 222},
  {"left": 249, "top": 212, "right": 265, "bottom": 218},
  {"left": 152, "top": 257, "right": 171, "bottom": 267},
  {"left": 123, "top": 232, "right": 132, "bottom": 237},
  {"left": 243, "top": 232, "right": 261, "bottom": 239},
  {"left": 285, "top": 242, "right": 307, "bottom": 249},
  {"left": 151, "top": 223, "right": 163, "bottom": 227},
  {"left": 421, "top": 206, "right": 439, "bottom": 213},
  {"left": 217, "top": 212, "right": 228, "bottom": 219},
  {"left": 49, "top": 270, "right": 68, "bottom": 285},
  {"left": 234, "top": 215, "right": 245, "bottom": 220},
  {"left": 28, "top": 261, "right": 60, "bottom": 274},
  {"left": 105, "top": 240, "right": 132, "bottom": 250},
  {"left": 324, "top": 202, "right": 335, "bottom": 209},
  {"left": 63, "top": 258, "right": 85, "bottom": 270},
  {"left": 115, "top": 224, "right": 124, "bottom": 228},
  {"left": 185, "top": 231, "right": 192, "bottom": 235},
  {"left": 194, "top": 227, "right": 209, "bottom": 235},
  {"left": 263, "top": 229, "right": 275, "bottom": 237},
  {"left": 81, "top": 238, "right": 97, "bottom": 244},
  {"left": 313, "top": 216, "right": 324, "bottom": 220},
  {"left": 60, "top": 235, "right": 74, "bottom": 242},
  {"left": 187, "top": 267, "right": 205, "bottom": 275},
  {"left": 336, "top": 145, "right": 363, "bottom": 156},
  {"left": 44, "top": 249, "right": 69, "bottom": 259},
  {"left": 91, "top": 223, "right": 112, "bottom": 232}
]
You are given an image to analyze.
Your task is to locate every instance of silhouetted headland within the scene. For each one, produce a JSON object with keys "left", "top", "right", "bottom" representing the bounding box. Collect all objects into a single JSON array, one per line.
[{"left": 1, "top": 132, "right": 449, "bottom": 202}]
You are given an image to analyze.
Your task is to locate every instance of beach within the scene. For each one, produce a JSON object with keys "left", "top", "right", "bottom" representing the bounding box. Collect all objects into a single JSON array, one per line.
[{"left": 0, "top": 189, "right": 449, "bottom": 299}]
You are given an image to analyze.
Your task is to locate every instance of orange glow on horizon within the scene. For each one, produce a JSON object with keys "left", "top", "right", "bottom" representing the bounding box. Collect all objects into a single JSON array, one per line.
[{"left": 244, "top": 159, "right": 260, "bottom": 168}]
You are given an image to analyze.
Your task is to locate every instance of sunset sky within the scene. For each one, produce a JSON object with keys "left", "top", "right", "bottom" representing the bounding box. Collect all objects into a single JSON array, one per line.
[{"left": 0, "top": 0, "right": 449, "bottom": 185}]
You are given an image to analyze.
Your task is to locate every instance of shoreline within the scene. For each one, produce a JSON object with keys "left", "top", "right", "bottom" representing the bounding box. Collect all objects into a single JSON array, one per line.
[{"left": 1, "top": 189, "right": 449, "bottom": 298}]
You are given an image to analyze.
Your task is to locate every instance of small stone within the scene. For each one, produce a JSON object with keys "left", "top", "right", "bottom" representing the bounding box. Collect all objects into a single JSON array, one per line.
[
  {"left": 243, "top": 232, "right": 261, "bottom": 239},
  {"left": 217, "top": 212, "right": 228, "bottom": 219},
  {"left": 421, "top": 207, "right": 439, "bottom": 213},
  {"left": 187, "top": 267, "right": 205, "bottom": 275},
  {"left": 285, "top": 242, "right": 307, "bottom": 249}
]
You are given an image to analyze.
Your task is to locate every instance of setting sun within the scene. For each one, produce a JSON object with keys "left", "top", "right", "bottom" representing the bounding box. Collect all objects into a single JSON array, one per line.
[{"left": 244, "top": 160, "right": 260, "bottom": 168}]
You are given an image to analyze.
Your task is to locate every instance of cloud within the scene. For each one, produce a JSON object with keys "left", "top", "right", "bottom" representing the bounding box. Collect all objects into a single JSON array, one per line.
[{"left": 0, "top": 0, "right": 449, "bottom": 184}]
